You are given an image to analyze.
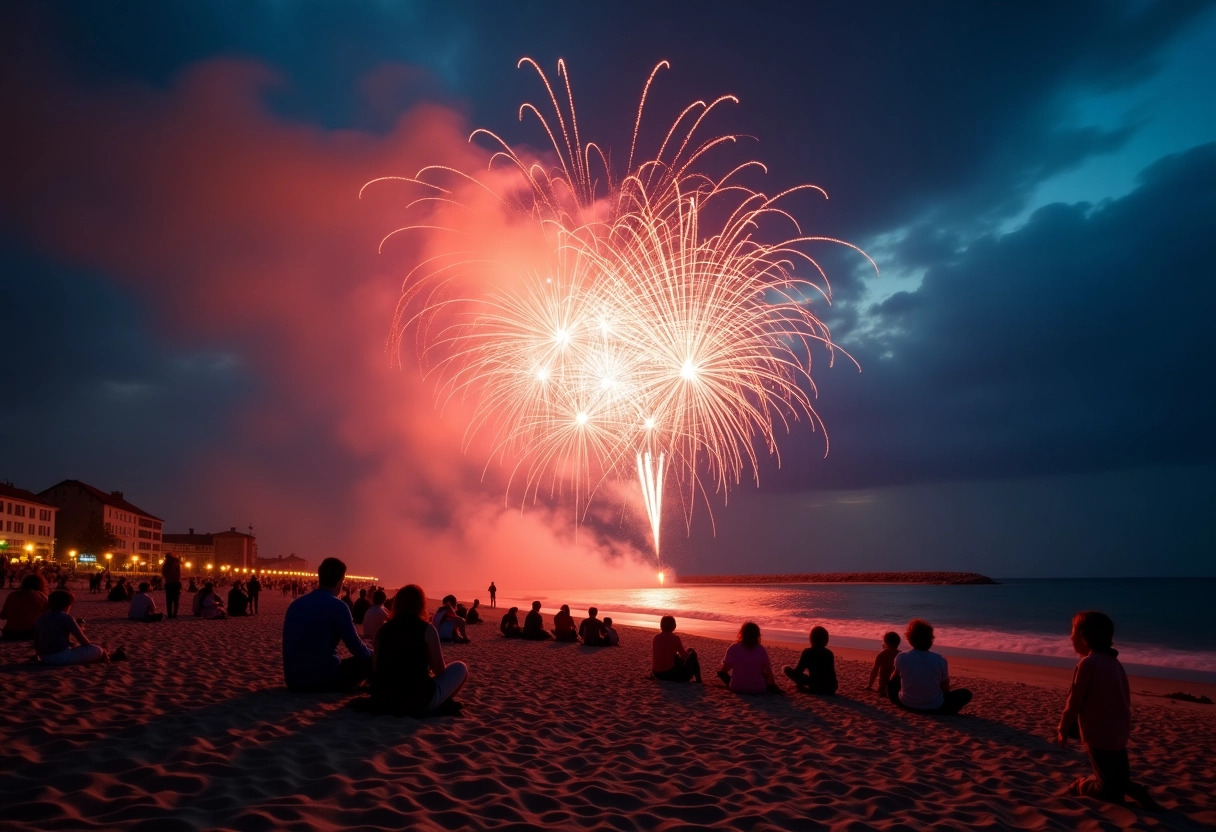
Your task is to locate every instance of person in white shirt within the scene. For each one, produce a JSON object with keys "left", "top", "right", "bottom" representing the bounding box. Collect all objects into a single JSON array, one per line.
[
  {"left": 128, "top": 582, "right": 164, "bottom": 622},
  {"left": 888, "top": 618, "right": 972, "bottom": 714}
]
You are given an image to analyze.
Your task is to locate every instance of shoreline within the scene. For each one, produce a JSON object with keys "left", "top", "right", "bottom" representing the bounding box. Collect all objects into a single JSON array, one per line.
[
  {"left": 2, "top": 588, "right": 1214, "bottom": 830},
  {"left": 474, "top": 595, "right": 1216, "bottom": 701}
]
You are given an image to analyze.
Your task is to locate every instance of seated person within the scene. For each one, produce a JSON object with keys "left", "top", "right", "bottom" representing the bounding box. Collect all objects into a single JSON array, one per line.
[
  {"left": 578, "top": 607, "right": 607, "bottom": 646},
  {"left": 195, "top": 582, "right": 228, "bottom": 619},
  {"left": 553, "top": 604, "right": 579, "bottom": 643},
  {"left": 36, "top": 590, "right": 124, "bottom": 665},
  {"left": 227, "top": 581, "right": 250, "bottom": 617},
  {"left": 431, "top": 595, "right": 470, "bottom": 644},
  {"left": 466, "top": 599, "right": 483, "bottom": 625},
  {"left": 603, "top": 617, "right": 620, "bottom": 647},
  {"left": 370, "top": 584, "right": 468, "bottom": 717},
  {"left": 718, "top": 621, "right": 778, "bottom": 694},
  {"left": 1, "top": 574, "right": 49, "bottom": 640},
  {"left": 362, "top": 589, "right": 390, "bottom": 641},
  {"left": 652, "top": 615, "right": 700, "bottom": 682},
  {"left": 521, "top": 601, "right": 552, "bottom": 640},
  {"left": 783, "top": 625, "right": 839, "bottom": 694},
  {"left": 107, "top": 577, "right": 134, "bottom": 602},
  {"left": 499, "top": 607, "right": 522, "bottom": 638},
  {"left": 128, "top": 582, "right": 165, "bottom": 622},
  {"left": 282, "top": 557, "right": 373, "bottom": 692},
  {"left": 867, "top": 631, "right": 901, "bottom": 692},
  {"left": 888, "top": 618, "right": 973, "bottom": 715}
]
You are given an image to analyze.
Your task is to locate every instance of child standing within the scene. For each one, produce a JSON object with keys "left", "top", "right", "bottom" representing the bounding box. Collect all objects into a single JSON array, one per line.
[
  {"left": 1056, "top": 611, "right": 1159, "bottom": 809},
  {"left": 867, "top": 631, "right": 901, "bottom": 693},
  {"left": 783, "top": 625, "right": 838, "bottom": 694}
]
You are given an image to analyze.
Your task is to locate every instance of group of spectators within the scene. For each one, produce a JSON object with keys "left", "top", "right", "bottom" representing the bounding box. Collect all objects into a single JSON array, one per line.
[{"left": 0, "top": 557, "right": 1160, "bottom": 809}]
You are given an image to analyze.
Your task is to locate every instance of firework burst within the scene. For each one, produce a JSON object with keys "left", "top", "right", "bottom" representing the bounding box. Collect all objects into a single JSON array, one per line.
[{"left": 366, "top": 59, "right": 877, "bottom": 565}]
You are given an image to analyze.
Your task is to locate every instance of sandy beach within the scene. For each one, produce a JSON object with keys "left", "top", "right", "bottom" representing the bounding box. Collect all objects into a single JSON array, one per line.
[{"left": 2, "top": 586, "right": 1213, "bottom": 831}]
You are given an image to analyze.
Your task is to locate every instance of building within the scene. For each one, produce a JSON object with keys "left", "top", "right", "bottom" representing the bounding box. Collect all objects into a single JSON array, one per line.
[
  {"left": 38, "top": 480, "right": 162, "bottom": 569},
  {"left": 163, "top": 526, "right": 258, "bottom": 572},
  {"left": 254, "top": 553, "right": 311, "bottom": 574},
  {"left": 0, "top": 483, "right": 59, "bottom": 563}
]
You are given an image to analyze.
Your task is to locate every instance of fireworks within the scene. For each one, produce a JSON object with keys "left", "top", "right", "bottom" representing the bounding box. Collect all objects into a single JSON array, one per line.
[{"left": 367, "top": 59, "right": 876, "bottom": 564}]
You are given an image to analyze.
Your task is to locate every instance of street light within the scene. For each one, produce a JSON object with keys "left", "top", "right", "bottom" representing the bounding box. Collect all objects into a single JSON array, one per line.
[{"left": 105, "top": 553, "right": 113, "bottom": 570}]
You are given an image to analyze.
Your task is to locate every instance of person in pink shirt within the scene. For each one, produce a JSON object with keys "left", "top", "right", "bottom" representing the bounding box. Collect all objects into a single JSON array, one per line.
[
  {"left": 1057, "top": 610, "right": 1160, "bottom": 809},
  {"left": 717, "top": 621, "right": 777, "bottom": 695}
]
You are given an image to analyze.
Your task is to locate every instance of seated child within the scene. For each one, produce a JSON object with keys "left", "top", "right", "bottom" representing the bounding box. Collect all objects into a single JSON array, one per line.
[
  {"left": 867, "top": 631, "right": 901, "bottom": 692},
  {"left": 36, "top": 590, "right": 124, "bottom": 665},
  {"left": 783, "top": 625, "right": 838, "bottom": 694},
  {"left": 1057, "top": 611, "right": 1160, "bottom": 809},
  {"left": 128, "top": 582, "right": 165, "bottom": 622},
  {"left": 603, "top": 617, "right": 620, "bottom": 647},
  {"left": 466, "top": 599, "right": 483, "bottom": 625},
  {"left": 362, "top": 589, "right": 389, "bottom": 641}
]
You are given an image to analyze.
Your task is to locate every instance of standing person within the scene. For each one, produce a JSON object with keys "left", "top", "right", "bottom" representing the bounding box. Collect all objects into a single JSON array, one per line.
[
  {"left": 488, "top": 581, "right": 497, "bottom": 609},
  {"left": 282, "top": 557, "right": 373, "bottom": 692},
  {"left": 247, "top": 573, "right": 261, "bottom": 614},
  {"left": 161, "top": 552, "right": 183, "bottom": 619},
  {"left": 370, "top": 584, "right": 468, "bottom": 716},
  {"left": 718, "top": 621, "right": 778, "bottom": 694},
  {"left": 888, "top": 619, "right": 972, "bottom": 714},
  {"left": 352, "top": 588, "right": 371, "bottom": 625},
  {"left": 1057, "top": 611, "right": 1160, "bottom": 809},
  {"left": 783, "top": 625, "right": 839, "bottom": 694}
]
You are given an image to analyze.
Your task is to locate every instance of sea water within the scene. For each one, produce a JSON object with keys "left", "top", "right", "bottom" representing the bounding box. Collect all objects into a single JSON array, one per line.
[{"left": 481, "top": 578, "right": 1216, "bottom": 683}]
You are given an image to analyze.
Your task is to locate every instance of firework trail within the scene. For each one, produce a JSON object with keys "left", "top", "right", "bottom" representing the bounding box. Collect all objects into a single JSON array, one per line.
[{"left": 366, "top": 59, "right": 877, "bottom": 566}]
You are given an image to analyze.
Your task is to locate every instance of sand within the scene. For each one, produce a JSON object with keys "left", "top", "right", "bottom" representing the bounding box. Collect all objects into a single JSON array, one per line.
[{"left": 1, "top": 586, "right": 1213, "bottom": 831}]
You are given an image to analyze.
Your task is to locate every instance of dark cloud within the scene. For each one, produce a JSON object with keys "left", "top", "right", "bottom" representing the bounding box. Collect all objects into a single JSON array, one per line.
[{"left": 787, "top": 142, "right": 1216, "bottom": 490}]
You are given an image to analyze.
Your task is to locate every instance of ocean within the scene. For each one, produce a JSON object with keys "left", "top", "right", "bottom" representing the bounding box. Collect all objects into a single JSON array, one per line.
[{"left": 478, "top": 577, "right": 1216, "bottom": 683}]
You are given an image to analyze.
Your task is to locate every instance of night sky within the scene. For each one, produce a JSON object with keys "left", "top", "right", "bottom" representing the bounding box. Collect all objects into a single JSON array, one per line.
[{"left": 2, "top": 2, "right": 1213, "bottom": 586}]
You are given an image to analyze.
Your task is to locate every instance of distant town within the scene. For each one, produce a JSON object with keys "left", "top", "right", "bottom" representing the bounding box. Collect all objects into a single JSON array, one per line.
[{"left": 0, "top": 479, "right": 375, "bottom": 581}]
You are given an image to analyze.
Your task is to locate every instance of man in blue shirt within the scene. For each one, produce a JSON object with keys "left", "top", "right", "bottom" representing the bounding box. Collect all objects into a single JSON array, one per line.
[{"left": 282, "top": 557, "right": 373, "bottom": 691}]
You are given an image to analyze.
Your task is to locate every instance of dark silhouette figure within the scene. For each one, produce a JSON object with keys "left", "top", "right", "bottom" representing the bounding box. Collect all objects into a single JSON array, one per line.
[
  {"left": 578, "top": 607, "right": 607, "bottom": 646},
  {"left": 162, "top": 552, "right": 183, "bottom": 619},
  {"left": 867, "top": 632, "right": 901, "bottom": 692},
  {"left": 553, "top": 604, "right": 578, "bottom": 642},
  {"left": 500, "top": 607, "right": 522, "bottom": 638},
  {"left": 783, "top": 625, "right": 838, "bottom": 694},
  {"left": 522, "top": 601, "right": 551, "bottom": 640}
]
